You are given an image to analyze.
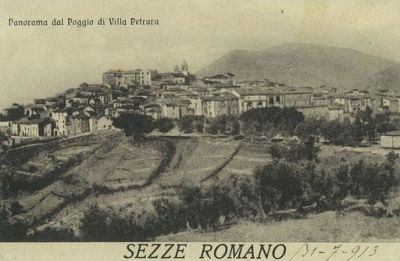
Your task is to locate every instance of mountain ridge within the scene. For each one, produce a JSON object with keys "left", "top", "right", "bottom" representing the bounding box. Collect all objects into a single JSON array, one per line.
[{"left": 197, "top": 43, "right": 398, "bottom": 92}]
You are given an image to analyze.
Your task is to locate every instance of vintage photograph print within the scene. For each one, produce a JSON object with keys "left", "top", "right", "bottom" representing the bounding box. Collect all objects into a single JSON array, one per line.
[{"left": 1, "top": 0, "right": 400, "bottom": 245}]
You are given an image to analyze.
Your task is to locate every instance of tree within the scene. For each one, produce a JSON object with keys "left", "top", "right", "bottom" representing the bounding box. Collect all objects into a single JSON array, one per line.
[
  {"left": 0, "top": 165, "right": 15, "bottom": 199},
  {"left": 320, "top": 119, "right": 362, "bottom": 146},
  {"left": 152, "top": 198, "right": 187, "bottom": 234},
  {"left": 206, "top": 115, "right": 240, "bottom": 135},
  {"left": 80, "top": 205, "right": 110, "bottom": 241},
  {"left": 280, "top": 107, "right": 305, "bottom": 134},
  {"left": 80, "top": 204, "right": 150, "bottom": 241},
  {"left": 0, "top": 131, "right": 9, "bottom": 144},
  {"left": 295, "top": 118, "right": 327, "bottom": 138},
  {"left": 269, "top": 138, "right": 319, "bottom": 162},
  {"left": 320, "top": 120, "right": 342, "bottom": 144},
  {"left": 9, "top": 201, "right": 23, "bottom": 215},
  {"left": 177, "top": 115, "right": 204, "bottom": 133},
  {"left": 347, "top": 153, "right": 399, "bottom": 206},
  {"left": 375, "top": 112, "right": 396, "bottom": 134},
  {"left": 112, "top": 112, "right": 154, "bottom": 140},
  {"left": 0, "top": 104, "right": 24, "bottom": 121},
  {"left": 155, "top": 118, "right": 174, "bottom": 133},
  {"left": 174, "top": 176, "right": 258, "bottom": 230},
  {"left": 352, "top": 116, "right": 365, "bottom": 145},
  {"left": 240, "top": 107, "right": 304, "bottom": 137},
  {"left": 303, "top": 136, "right": 320, "bottom": 161},
  {"left": 0, "top": 207, "right": 28, "bottom": 241},
  {"left": 254, "top": 160, "right": 310, "bottom": 213},
  {"left": 335, "top": 164, "right": 351, "bottom": 202},
  {"left": 358, "top": 107, "right": 376, "bottom": 141}
]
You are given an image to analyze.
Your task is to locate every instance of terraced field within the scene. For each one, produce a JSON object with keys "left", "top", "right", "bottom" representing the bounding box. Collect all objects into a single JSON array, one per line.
[
  {"left": 217, "top": 142, "right": 271, "bottom": 180},
  {"left": 13, "top": 133, "right": 164, "bottom": 229},
  {"left": 9, "top": 135, "right": 276, "bottom": 234},
  {"left": 13, "top": 134, "right": 399, "bottom": 241},
  {"left": 159, "top": 137, "right": 242, "bottom": 187}
]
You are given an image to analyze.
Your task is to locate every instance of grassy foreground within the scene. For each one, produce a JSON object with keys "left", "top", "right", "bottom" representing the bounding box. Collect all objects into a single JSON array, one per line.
[{"left": 157, "top": 210, "right": 400, "bottom": 242}]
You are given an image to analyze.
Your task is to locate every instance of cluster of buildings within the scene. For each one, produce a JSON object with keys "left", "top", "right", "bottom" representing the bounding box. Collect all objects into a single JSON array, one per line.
[{"left": 1, "top": 61, "right": 400, "bottom": 140}]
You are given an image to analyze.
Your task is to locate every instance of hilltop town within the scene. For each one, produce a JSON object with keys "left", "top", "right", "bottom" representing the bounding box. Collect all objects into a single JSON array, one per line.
[
  {"left": 1, "top": 60, "right": 399, "bottom": 146},
  {"left": 3, "top": 59, "right": 400, "bottom": 242}
]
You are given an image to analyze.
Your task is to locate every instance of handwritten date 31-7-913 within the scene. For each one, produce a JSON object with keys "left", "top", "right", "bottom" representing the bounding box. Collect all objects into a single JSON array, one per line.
[{"left": 289, "top": 243, "right": 379, "bottom": 261}]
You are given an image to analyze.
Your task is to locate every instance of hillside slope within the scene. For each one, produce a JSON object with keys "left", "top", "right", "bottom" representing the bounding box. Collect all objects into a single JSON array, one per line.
[
  {"left": 197, "top": 43, "right": 396, "bottom": 92},
  {"left": 364, "top": 64, "right": 400, "bottom": 93}
]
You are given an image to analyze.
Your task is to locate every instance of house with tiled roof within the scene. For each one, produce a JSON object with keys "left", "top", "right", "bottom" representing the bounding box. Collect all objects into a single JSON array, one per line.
[
  {"left": 232, "top": 88, "right": 283, "bottom": 113},
  {"left": 204, "top": 73, "right": 236, "bottom": 85},
  {"left": 144, "top": 103, "right": 163, "bottom": 119},
  {"left": 11, "top": 117, "right": 54, "bottom": 137},
  {"left": 200, "top": 93, "right": 239, "bottom": 118}
]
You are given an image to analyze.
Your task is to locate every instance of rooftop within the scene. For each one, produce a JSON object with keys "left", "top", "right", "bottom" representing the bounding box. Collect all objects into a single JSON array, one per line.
[
  {"left": 201, "top": 93, "right": 238, "bottom": 101},
  {"left": 16, "top": 117, "right": 53, "bottom": 125},
  {"left": 382, "top": 131, "right": 400, "bottom": 136}
]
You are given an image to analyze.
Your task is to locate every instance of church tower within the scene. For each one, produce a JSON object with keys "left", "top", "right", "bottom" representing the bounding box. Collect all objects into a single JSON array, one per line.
[{"left": 181, "top": 60, "right": 189, "bottom": 76}]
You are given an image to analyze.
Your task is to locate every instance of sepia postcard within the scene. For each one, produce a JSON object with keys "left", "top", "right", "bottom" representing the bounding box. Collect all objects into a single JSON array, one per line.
[{"left": 2, "top": 0, "right": 400, "bottom": 260}]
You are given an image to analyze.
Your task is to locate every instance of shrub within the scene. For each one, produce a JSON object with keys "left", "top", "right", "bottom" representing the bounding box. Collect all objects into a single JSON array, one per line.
[
  {"left": 177, "top": 115, "right": 204, "bottom": 133},
  {"left": 80, "top": 204, "right": 150, "bottom": 241},
  {"left": 0, "top": 208, "right": 28, "bottom": 241},
  {"left": 9, "top": 201, "right": 23, "bottom": 215},
  {"left": 269, "top": 137, "right": 319, "bottom": 162},
  {"left": 155, "top": 118, "right": 175, "bottom": 133},
  {"left": 152, "top": 198, "right": 187, "bottom": 234},
  {"left": 79, "top": 205, "right": 110, "bottom": 241},
  {"left": 254, "top": 160, "right": 313, "bottom": 213},
  {"left": 206, "top": 115, "right": 240, "bottom": 135},
  {"left": 348, "top": 153, "right": 399, "bottom": 205}
]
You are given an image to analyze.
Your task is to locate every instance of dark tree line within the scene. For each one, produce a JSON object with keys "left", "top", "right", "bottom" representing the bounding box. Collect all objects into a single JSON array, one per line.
[
  {"left": 255, "top": 151, "right": 399, "bottom": 214},
  {"left": 240, "top": 107, "right": 304, "bottom": 137}
]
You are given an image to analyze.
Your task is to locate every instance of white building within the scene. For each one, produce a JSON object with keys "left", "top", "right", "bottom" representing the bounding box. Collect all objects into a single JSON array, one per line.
[
  {"left": 103, "top": 69, "right": 152, "bottom": 87},
  {"left": 381, "top": 131, "right": 400, "bottom": 149},
  {"left": 11, "top": 117, "right": 53, "bottom": 137},
  {"left": 50, "top": 110, "right": 69, "bottom": 137}
]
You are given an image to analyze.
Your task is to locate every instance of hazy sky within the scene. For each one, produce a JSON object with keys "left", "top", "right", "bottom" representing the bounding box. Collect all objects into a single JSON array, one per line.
[{"left": 1, "top": 0, "right": 400, "bottom": 108}]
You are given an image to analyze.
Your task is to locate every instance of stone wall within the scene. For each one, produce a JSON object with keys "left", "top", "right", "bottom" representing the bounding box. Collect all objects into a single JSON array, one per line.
[{"left": 1, "top": 130, "right": 122, "bottom": 166}]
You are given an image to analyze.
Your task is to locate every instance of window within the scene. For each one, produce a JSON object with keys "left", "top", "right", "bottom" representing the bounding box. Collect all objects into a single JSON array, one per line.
[
  {"left": 257, "top": 101, "right": 263, "bottom": 108},
  {"left": 269, "top": 97, "right": 274, "bottom": 105},
  {"left": 276, "top": 96, "right": 281, "bottom": 103}
]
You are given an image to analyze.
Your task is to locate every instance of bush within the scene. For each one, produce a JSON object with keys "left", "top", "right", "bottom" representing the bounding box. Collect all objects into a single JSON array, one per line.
[
  {"left": 80, "top": 204, "right": 150, "bottom": 241},
  {"left": 80, "top": 205, "right": 110, "bottom": 241},
  {"left": 206, "top": 115, "right": 240, "bottom": 135},
  {"left": 294, "top": 118, "right": 327, "bottom": 138},
  {"left": 149, "top": 176, "right": 259, "bottom": 233},
  {"left": 0, "top": 208, "right": 28, "bottom": 241},
  {"left": 155, "top": 118, "right": 175, "bottom": 133},
  {"left": 269, "top": 137, "right": 319, "bottom": 162},
  {"left": 152, "top": 198, "right": 187, "bottom": 234},
  {"left": 177, "top": 115, "right": 204, "bottom": 133},
  {"left": 175, "top": 176, "right": 258, "bottom": 230},
  {"left": 348, "top": 152, "right": 399, "bottom": 205},
  {"left": 254, "top": 160, "right": 314, "bottom": 213},
  {"left": 9, "top": 201, "right": 23, "bottom": 215}
]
